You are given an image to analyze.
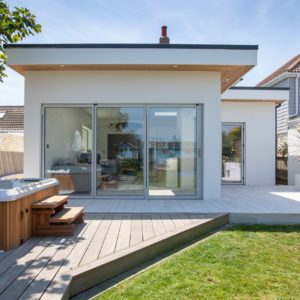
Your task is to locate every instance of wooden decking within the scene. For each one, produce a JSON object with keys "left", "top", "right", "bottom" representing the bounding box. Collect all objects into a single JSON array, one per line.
[
  {"left": 68, "top": 185, "right": 300, "bottom": 214},
  {"left": 0, "top": 213, "right": 228, "bottom": 300}
]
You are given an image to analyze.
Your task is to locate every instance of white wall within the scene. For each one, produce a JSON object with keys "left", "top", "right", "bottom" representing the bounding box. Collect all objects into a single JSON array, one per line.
[
  {"left": 24, "top": 70, "right": 221, "bottom": 200},
  {"left": 222, "top": 102, "right": 276, "bottom": 185}
]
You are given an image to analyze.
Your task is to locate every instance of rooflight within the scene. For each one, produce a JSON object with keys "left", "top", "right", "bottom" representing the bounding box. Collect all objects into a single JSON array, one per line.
[
  {"left": 154, "top": 112, "right": 177, "bottom": 117},
  {"left": 0, "top": 111, "right": 6, "bottom": 119}
]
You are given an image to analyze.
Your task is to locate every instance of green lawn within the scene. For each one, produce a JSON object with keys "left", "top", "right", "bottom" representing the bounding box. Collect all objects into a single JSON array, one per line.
[{"left": 96, "top": 225, "right": 300, "bottom": 300}]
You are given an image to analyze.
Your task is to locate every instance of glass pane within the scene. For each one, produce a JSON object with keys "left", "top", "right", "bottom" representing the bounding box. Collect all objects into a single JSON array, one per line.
[
  {"left": 222, "top": 124, "right": 242, "bottom": 183},
  {"left": 148, "top": 107, "right": 197, "bottom": 196},
  {"left": 96, "top": 107, "right": 145, "bottom": 196},
  {"left": 44, "top": 107, "right": 93, "bottom": 195}
]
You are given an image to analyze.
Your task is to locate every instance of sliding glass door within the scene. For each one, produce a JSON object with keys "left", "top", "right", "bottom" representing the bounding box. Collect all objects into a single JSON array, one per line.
[
  {"left": 43, "top": 105, "right": 201, "bottom": 198},
  {"left": 96, "top": 107, "right": 145, "bottom": 196},
  {"left": 148, "top": 107, "right": 198, "bottom": 196},
  {"left": 222, "top": 123, "right": 244, "bottom": 184},
  {"left": 44, "top": 107, "right": 93, "bottom": 195}
]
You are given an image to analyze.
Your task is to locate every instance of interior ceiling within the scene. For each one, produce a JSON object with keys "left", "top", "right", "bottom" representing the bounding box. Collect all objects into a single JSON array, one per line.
[{"left": 9, "top": 64, "right": 254, "bottom": 93}]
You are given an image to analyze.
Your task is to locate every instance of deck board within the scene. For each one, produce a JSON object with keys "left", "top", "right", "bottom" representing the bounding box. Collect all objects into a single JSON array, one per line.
[
  {"left": 141, "top": 215, "right": 155, "bottom": 241},
  {"left": 19, "top": 223, "right": 87, "bottom": 300},
  {"left": 170, "top": 214, "right": 186, "bottom": 228},
  {"left": 39, "top": 223, "right": 89, "bottom": 298},
  {"left": 130, "top": 215, "right": 142, "bottom": 246},
  {"left": 161, "top": 215, "right": 176, "bottom": 232},
  {"left": 180, "top": 214, "right": 194, "bottom": 225},
  {"left": 0, "top": 237, "right": 42, "bottom": 276},
  {"left": 79, "top": 215, "right": 109, "bottom": 266},
  {"left": 19, "top": 238, "right": 74, "bottom": 299},
  {"left": 67, "top": 218, "right": 100, "bottom": 269},
  {"left": 2, "top": 237, "right": 60, "bottom": 299},
  {"left": 151, "top": 215, "right": 166, "bottom": 236},
  {"left": 115, "top": 215, "right": 132, "bottom": 253},
  {"left": 0, "top": 251, "right": 11, "bottom": 263},
  {"left": 99, "top": 215, "right": 122, "bottom": 258},
  {"left": 0, "top": 237, "right": 54, "bottom": 295}
]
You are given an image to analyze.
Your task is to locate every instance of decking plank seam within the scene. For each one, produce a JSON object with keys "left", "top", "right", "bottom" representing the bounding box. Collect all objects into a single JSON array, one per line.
[{"left": 29, "top": 221, "right": 91, "bottom": 300}]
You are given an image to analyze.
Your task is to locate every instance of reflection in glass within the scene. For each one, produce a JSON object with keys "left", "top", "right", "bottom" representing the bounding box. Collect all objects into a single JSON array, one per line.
[
  {"left": 148, "top": 108, "right": 197, "bottom": 196},
  {"left": 96, "top": 107, "right": 144, "bottom": 196},
  {"left": 44, "top": 107, "right": 93, "bottom": 195},
  {"left": 222, "top": 124, "right": 243, "bottom": 183}
]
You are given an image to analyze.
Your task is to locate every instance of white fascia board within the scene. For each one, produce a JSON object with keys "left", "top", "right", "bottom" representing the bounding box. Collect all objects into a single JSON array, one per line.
[
  {"left": 6, "top": 48, "right": 257, "bottom": 66},
  {"left": 263, "top": 72, "right": 300, "bottom": 87},
  {"left": 222, "top": 88, "right": 289, "bottom": 102}
]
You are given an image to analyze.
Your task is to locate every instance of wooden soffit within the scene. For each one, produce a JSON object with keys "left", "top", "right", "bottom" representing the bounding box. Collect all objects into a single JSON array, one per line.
[{"left": 8, "top": 64, "right": 254, "bottom": 93}]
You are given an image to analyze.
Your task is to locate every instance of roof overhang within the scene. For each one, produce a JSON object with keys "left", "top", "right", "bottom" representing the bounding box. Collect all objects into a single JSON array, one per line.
[
  {"left": 262, "top": 71, "right": 300, "bottom": 87},
  {"left": 4, "top": 43, "right": 258, "bottom": 93},
  {"left": 222, "top": 86, "right": 289, "bottom": 104}
]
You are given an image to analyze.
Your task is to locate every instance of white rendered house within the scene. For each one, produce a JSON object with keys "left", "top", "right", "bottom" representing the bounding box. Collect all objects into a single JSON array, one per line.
[{"left": 4, "top": 35, "right": 288, "bottom": 200}]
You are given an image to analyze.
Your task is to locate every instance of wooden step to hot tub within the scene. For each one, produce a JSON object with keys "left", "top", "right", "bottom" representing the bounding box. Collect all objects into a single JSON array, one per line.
[
  {"left": 36, "top": 224, "right": 75, "bottom": 236},
  {"left": 32, "top": 195, "right": 69, "bottom": 209},
  {"left": 32, "top": 195, "right": 84, "bottom": 236},
  {"left": 50, "top": 207, "right": 84, "bottom": 224}
]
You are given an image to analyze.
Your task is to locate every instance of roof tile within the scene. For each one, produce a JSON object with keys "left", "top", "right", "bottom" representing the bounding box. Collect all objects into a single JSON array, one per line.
[
  {"left": 257, "top": 54, "right": 300, "bottom": 86},
  {"left": 0, "top": 106, "right": 24, "bottom": 131}
]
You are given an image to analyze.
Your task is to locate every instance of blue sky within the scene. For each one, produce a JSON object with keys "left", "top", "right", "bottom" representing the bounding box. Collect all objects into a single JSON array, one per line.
[{"left": 1, "top": 0, "right": 300, "bottom": 105}]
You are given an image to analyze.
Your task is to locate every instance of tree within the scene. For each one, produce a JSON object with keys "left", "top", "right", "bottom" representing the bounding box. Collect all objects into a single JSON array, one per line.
[
  {"left": 0, "top": 0, "right": 41, "bottom": 82},
  {"left": 277, "top": 134, "right": 288, "bottom": 158}
]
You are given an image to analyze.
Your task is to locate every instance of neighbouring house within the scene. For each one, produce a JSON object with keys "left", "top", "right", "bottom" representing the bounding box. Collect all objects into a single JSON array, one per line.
[
  {"left": 4, "top": 27, "right": 288, "bottom": 200},
  {"left": 0, "top": 105, "right": 24, "bottom": 151},
  {"left": 257, "top": 54, "right": 300, "bottom": 185},
  {"left": 0, "top": 106, "right": 24, "bottom": 176}
]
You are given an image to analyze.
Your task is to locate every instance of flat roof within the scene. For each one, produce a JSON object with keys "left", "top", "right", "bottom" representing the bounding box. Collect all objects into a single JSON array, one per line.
[
  {"left": 5, "top": 43, "right": 258, "bottom": 93},
  {"left": 230, "top": 86, "right": 289, "bottom": 90},
  {"left": 223, "top": 86, "right": 289, "bottom": 103},
  {"left": 4, "top": 43, "right": 258, "bottom": 50}
]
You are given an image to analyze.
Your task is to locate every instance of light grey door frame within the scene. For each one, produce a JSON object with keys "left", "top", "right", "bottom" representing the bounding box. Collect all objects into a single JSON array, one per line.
[
  {"left": 146, "top": 105, "right": 202, "bottom": 200},
  {"left": 41, "top": 104, "right": 95, "bottom": 199},
  {"left": 94, "top": 104, "right": 147, "bottom": 199},
  {"left": 42, "top": 104, "right": 203, "bottom": 199}
]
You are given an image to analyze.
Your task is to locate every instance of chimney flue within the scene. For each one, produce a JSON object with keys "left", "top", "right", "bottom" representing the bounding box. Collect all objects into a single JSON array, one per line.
[{"left": 159, "top": 25, "right": 170, "bottom": 44}]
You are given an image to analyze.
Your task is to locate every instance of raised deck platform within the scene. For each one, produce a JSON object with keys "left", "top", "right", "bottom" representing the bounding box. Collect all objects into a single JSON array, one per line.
[
  {"left": 68, "top": 185, "right": 300, "bottom": 224},
  {"left": 0, "top": 213, "right": 228, "bottom": 300}
]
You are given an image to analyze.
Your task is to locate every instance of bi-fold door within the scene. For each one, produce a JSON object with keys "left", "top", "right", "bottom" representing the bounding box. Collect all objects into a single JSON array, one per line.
[{"left": 42, "top": 105, "right": 202, "bottom": 199}]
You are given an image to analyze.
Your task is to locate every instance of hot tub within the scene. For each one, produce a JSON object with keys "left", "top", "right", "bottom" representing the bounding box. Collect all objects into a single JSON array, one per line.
[{"left": 0, "top": 178, "right": 59, "bottom": 251}]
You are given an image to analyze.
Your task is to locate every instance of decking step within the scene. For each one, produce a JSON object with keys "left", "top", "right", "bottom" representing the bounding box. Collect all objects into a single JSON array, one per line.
[
  {"left": 50, "top": 207, "right": 84, "bottom": 224},
  {"left": 32, "top": 195, "right": 69, "bottom": 209}
]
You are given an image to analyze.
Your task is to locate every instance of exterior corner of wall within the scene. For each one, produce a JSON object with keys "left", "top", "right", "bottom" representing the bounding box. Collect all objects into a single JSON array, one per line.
[
  {"left": 24, "top": 81, "right": 42, "bottom": 178},
  {"left": 203, "top": 182, "right": 221, "bottom": 200}
]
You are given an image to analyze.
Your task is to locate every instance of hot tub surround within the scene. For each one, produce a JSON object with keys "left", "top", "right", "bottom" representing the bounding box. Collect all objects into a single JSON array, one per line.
[{"left": 0, "top": 178, "right": 59, "bottom": 251}]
